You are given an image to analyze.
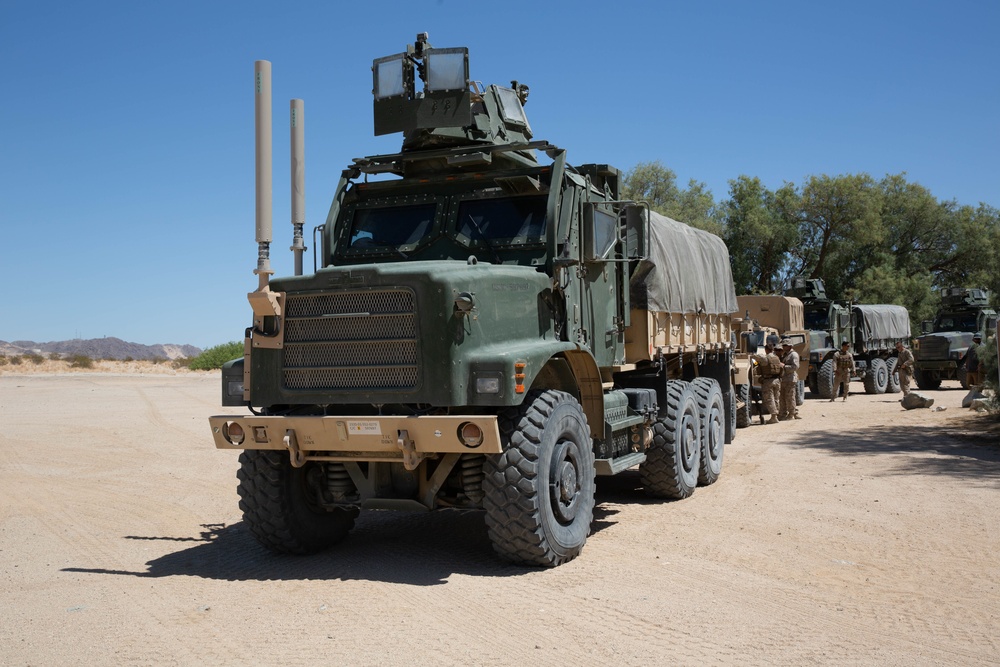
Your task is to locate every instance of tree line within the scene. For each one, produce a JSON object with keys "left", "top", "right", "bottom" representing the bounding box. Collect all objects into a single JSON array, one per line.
[{"left": 621, "top": 161, "right": 1000, "bottom": 328}]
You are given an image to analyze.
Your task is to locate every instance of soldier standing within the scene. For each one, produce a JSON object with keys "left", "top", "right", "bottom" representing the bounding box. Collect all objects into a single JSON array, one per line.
[
  {"left": 752, "top": 343, "right": 783, "bottom": 424},
  {"left": 965, "top": 332, "right": 983, "bottom": 388},
  {"left": 778, "top": 338, "right": 801, "bottom": 420},
  {"left": 831, "top": 340, "right": 855, "bottom": 401},
  {"left": 895, "top": 341, "right": 914, "bottom": 396}
]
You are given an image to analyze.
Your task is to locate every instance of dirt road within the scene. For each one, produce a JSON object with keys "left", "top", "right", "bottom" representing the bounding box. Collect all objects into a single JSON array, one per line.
[{"left": 1, "top": 372, "right": 998, "bottom": 666}]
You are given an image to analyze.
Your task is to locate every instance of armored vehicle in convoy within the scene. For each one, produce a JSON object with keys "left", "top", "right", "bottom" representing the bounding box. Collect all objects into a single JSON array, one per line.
[
  {"left": 785, "top": 277, "right": 911, "bottom": 398},
  {"left": 209, "top": 35, "right": 746, "bottom": 567},
  {"left": 913, "top": 288, "right": 997, "bottom": 390}
]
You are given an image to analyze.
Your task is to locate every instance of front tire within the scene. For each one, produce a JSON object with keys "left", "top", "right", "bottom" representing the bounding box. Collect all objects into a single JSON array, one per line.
[
  {"left": 735, "top": 383, "right": 751, "bottom": 428},
  {"left": 483, "top": 390, "right": 595, "bottom": 567},
  {"left": 640, "top": 380, "right": 701, "bottom": 499},
  {"left": 818, "top": 359, "right": 836, "bottom": 399},
  {"left": 692, "top": 378, "right": 725, "bottom": 486},
  {"left": 915, "top": 368, "right": 942, "bottom": 390},
  {"left": 237, "top": 450, "right": 357, "bottom": 555}
]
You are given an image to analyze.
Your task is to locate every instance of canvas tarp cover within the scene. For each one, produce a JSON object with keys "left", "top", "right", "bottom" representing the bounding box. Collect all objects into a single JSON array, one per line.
[
  {"left": 736, "top": 295, "right": 805, "bottom": 332},
  {"left": 629, "top": 209, "right": 738, "bottom": 315},
  {"left": 853, "top": 304, "right": 911, "bottom": 341}
]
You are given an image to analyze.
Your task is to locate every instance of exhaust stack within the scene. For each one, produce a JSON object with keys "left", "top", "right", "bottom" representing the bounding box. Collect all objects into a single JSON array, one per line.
[
  {"left": 290, "top": 99, "right": 306, "bottom": 276},
  {"left": 254, "top": 60, "right": 273, "bottom": 289}
]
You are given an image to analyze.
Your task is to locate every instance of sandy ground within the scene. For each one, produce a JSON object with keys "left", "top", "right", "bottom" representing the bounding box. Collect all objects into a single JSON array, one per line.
[{"left": 1, "top": 371, "right": 998, "bottom": 667}]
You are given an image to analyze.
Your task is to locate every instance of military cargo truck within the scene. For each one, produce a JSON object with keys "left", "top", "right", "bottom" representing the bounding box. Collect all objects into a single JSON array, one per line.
[
  {"left": 785, "top": 278, "right": 911, "bottom": 398},
  {"left": 913, "top": 288, "right": 997, "bottom": 390},
  {"left": 209, "top": 35, "right": 745, "bottom": 567}
]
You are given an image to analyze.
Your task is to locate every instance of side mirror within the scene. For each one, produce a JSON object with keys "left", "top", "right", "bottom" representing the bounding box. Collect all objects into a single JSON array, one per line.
[
  {"left": 920, "top": 320, "right": 933, "bottom": 334},
  {"left": 986, "top": 316, "right": 997, "bottom": 332}
]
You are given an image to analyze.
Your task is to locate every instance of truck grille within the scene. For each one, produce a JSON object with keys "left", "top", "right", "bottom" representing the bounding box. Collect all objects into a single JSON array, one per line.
[
  {"left": 915, "top": 336, "right": 949, "bottom": 360},
  {"left": 282, "top": 289, "right": 418, "bottom": 391}
]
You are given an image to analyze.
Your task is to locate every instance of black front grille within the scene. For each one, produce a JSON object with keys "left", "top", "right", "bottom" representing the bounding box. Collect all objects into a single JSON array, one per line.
[
  {"left": 915, "top": 336, "right": 950, "bottom": 360},
  {"left": 282, "top": 289, "right": 418, "bottom": 391}
]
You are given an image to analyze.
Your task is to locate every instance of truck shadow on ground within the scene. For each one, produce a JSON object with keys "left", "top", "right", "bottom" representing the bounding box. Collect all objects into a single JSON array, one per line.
[
  {"left": 788, "top": 415, "right": 1000, "bottom": 484},
  {"left": 61, "top": 481, "right": 655, "bottom": 585}
]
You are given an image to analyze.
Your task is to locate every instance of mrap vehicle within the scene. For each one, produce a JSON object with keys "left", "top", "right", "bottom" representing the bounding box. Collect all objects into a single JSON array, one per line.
[{"left": 210, "top": 34, "right": 746, "bottom": 566}]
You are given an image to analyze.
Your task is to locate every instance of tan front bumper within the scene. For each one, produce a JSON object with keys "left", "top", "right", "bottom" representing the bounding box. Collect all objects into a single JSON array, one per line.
[{"left": 209, "top": 414, "right": 503, "bottom": 465}]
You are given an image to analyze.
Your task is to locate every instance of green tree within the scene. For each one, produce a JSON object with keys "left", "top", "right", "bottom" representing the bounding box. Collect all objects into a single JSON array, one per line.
[
  {"left": 723, "top": 176, "right": 799, "bottom": 294},
  {"left": 792, "top": 173, "right": 885, "bottom": 298},
  {"left": 622, "top": 161, "right": 722, "bottom": 233}
]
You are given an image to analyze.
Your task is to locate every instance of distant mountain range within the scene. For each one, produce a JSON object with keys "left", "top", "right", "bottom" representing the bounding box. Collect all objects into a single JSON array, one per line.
[{"left": 0, "top": 337, "right": 202, "bottom": 361}]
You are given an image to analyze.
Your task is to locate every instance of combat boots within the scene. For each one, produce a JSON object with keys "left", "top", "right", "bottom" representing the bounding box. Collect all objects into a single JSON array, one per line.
[{"left": 767, "top": 415, "right": 778, "bottom": 424}]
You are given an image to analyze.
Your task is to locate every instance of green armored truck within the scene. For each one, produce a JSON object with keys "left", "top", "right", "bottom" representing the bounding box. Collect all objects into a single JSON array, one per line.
[
  {"left": 913, "top": 288, "right": 997, "bottom": 390},
  {"left": 209, "top": 35, "right": 745, "bottom": 567},
  {"left": 785, "top": 277, "right": 911, "bottom": 398}
]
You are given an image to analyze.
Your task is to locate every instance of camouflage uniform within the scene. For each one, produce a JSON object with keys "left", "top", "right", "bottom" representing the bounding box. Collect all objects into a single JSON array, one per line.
[
  {"left": 779, "top": 346, "right": 800, "bottom": 420},
  {"left": 832, "top": 347, "right": 855, "bottom": 401},
  {"left": 966, "top": 337, "right": 982, "bottom": 387},
  {"left": 896, "top": 346, "right": 914, "bottom": 395},
  {"left": 753, "top": 349, "right": 783, "bottom": 423}
]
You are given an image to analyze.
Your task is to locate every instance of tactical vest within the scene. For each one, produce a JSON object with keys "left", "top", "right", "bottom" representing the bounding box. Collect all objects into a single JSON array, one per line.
[
  {"left": 836, "top": 353, "right": 853, "bottom": 372},
  {"left": 759, "top": 353, "right": 782, "bottom": 378}
]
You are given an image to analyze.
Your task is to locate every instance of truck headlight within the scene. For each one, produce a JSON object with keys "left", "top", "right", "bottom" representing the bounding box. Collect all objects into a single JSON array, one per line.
[{"left": 475, "top": 375, "right": 501, "bottom": 394}]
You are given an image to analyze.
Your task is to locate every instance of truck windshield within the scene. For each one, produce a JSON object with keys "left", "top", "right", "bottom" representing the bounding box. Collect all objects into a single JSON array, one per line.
[
  {"left": 456, "top": 196, "right": 546, "bottom": 243},
  {"left": 348, "top": 203, "right": 436, "bottom": 249},
  {"left": 804, "top": 309, "right": 829, "bottom": 330},
  {"left": 934, "top": 313, "right": 979, "bottom": 332}
]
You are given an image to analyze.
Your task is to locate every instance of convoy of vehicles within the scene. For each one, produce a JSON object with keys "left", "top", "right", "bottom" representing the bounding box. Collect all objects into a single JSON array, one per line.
[{"left": 209, "top": 35, "right": 750, "bottom": 567}]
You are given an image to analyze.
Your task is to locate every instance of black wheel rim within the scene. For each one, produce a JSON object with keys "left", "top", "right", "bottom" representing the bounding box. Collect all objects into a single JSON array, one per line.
[{"left": 550, "top": 438, "right": 582, "bottom": 524}]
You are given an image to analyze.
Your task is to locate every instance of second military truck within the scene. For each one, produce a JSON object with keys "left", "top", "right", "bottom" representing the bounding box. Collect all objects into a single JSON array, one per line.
[
  {"left": 785, "top": 277, "right": 911, "bottom": 398},
  {"left": 209, "top": 35, "right": 746, "bottom": 567}
]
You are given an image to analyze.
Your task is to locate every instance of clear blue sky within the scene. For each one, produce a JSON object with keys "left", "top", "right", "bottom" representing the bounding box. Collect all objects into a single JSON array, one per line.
[{"left": 2, "top": 1, "right": 997, "bottom": 349}]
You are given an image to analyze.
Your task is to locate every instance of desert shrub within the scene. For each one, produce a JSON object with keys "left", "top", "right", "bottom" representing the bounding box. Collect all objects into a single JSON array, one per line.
[
  {"left": 150, "top": 357, "right": 167, "bottom": 365},
  {"left": 69, "top": 355, "right": 94, "bottom": 368},
  {"left": 49, "top": 353, "right": 62, "bottom": 360},
  {"left": 0, "top": 355, "right": 7, "bottom": 366},
  {"left": 10, "top": 355, "right": 22, "bottom": 365},
  {"left": 26, "top": 354, "right": 45, "bottom": 365},
  {"left": 188, "top": 342, "right": 244, "bottom": 370}
]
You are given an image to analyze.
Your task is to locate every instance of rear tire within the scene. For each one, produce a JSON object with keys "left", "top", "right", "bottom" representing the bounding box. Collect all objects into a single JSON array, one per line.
[
  {"left": 723, "top": 387, "right": 736, "bottom": 444},
  {"left": 864, "top": 358, "right": 888, "bottom": 394},
  {"left": 885, "top": 357, "right": 901, "bottom": 393},
  {"left": 237, "top": 450, "right": 357, "bottom": 555},
  {"left": 639, "top": 380, "right": 701, "bottom": 499},
  {"left": 482, "top": 390, "right": 595, "bottom": 567},
  {"left": 692, "top": 378, "right": 725, "bottom": 486}
]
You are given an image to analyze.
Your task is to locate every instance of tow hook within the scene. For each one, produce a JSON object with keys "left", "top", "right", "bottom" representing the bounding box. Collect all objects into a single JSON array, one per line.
[{"left": 284, "top": 429, "right": 306, "bottom": 468}]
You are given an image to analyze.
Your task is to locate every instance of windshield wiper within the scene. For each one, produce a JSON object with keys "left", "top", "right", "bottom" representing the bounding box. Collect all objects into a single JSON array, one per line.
[{"left": 465, "top": 215, "right": 502, "bottom": 264}]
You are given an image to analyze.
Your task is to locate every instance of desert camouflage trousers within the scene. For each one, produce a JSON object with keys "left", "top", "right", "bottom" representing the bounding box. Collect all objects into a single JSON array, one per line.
[
  {"left": 899, "top": 368, "right": 912, "bottom": 395},
  {"left": 760, "top": 377, "right": 780, "bottom": 415},
  {"left": 834, "top": 371, "right": 850, "bottom": 399},
  {"left": 779, "top": 379, "right": 798, "bottom": 419}
]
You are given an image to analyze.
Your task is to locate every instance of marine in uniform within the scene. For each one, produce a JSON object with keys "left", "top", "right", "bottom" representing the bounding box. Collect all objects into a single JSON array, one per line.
[
  {"left": 752, "top": 343, "right": 783, "bottom": 424},
  {"left": 894, "top": 341, "right": 914, "bottom": 396},
  {"left": 831, "top": 340, "right": 855, "bottom": 401},
  {"left": 778, "top": 339, "right": 801, "bottom": 420}
]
